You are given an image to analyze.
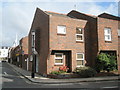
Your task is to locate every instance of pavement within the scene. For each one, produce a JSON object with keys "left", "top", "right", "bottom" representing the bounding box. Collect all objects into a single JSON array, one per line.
[{"left": 8, "top": 63, "right": 120, "bottom": 84}]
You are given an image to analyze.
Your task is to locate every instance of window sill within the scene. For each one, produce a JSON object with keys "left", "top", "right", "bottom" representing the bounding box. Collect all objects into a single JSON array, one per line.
[
  {"left": 76, "top": 41, "right": 84, "bottom": 43},
  {"left": 105, "top": 41, "right": 112, "bottom": 43},
  {"left": 54, "top": 63, "right": 63, "bottom": 66},
  {"left": 57, "top": 34, "right": 66, "bottom": 36},
  {"left": 76, "top": 65, "right": 84, "bottom": 67}
]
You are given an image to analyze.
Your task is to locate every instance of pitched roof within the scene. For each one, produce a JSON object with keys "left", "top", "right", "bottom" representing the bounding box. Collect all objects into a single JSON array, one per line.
[
  {"left": 98, "top": 13, "right": 120, "bottom": 21},
  {"left": 67, "top": 10, "right": 97, "bottom": 18},
  {"left": 45, "top": 11, "right": 70, "bottom": 18}
]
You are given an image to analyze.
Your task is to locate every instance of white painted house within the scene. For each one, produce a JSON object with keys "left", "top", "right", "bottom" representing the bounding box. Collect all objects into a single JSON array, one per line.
[{"left": 0, "top": 46, "right": 10, "bottom": 61}]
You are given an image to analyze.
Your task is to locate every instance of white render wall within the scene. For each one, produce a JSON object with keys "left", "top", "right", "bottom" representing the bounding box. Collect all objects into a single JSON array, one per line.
[{"left": 0, "top": 46, "right": 10, "bottom": 60}]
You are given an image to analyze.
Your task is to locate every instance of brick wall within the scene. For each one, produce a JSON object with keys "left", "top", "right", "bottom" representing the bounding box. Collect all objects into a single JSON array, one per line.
[
  {"left": 28, "top": 8, "right": 120, "bottom": 75},
  {"left": 47, "top": 14, "right": 87, "bottom": 74},
  {"left": 67, "top": 10, "right": 98, "bottom": 67},
  {"left": 97, "top": 17, "right": 119, "bottom": 73},
  {"left": 118, "top": 21, "right": 120, "bottom": 74},
  {"left": 19, "top": 36, "right": 28, "bottom": 70},
  {"left": 28, "top": 8, "right": 49, "bottom": 75},
  {"left": 97, "top": 17, "right": 118, "bottom": 51}
]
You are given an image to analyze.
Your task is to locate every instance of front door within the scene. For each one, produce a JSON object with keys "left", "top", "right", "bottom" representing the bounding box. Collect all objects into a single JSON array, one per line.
[{"left": 65, "top": 51, "right": 71, "bottom": 72}]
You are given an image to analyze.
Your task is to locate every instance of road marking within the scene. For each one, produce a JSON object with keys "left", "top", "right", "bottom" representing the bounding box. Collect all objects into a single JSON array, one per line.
[{"left": 102, "top": 86, "right": 118, "bottom": 88}]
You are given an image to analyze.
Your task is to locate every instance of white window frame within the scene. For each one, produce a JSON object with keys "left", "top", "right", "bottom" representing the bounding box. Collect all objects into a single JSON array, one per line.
[
  {"left": 76, "top": 28, "right": 84, "bottom": 41},
  {"left": 54, "top": 53, "right": 63, "bottom": 65},
  {"left": 57, "top": 25, "right": 66, "bottom": 34},
  {"left": 118, "top": 29, "right": 120, "bottom": 36},
  {"left": 104, "top": 28, "right": 112, "bottom": 41},
  {"left": 76, "top": 53, "right": 84, "bottom": 67}
]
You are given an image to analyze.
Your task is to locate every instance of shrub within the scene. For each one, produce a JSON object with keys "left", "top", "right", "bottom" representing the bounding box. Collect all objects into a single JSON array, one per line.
[
  {"left": 74, "top": 66, "right": 97, "bottom": 78},
  {"left": 95, "top": 53, "right": 108, "bottom": 73},
  {"left": 50, "top": 71, "right": 61, "bottom": 75},
  {"left": 95, "top": 53, "right": 117, "bottom": 73}
]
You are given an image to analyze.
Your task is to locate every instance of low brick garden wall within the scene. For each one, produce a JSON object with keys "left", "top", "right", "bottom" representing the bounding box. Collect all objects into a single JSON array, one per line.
[{"left": 47, "top": 73, "right": 79, "bottom": 79}]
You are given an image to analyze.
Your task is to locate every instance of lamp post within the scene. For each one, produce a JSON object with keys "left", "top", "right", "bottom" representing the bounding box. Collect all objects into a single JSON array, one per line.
[
  {"left": 31, "top": 53, "right": 35, "bottom": 78},
  {"left": 31, "top": 30, "right": 35, "bottom": 78}
]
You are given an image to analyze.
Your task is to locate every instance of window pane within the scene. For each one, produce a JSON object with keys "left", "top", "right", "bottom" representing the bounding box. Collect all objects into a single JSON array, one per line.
[
  {"left": 104, "top": 28, "right": 111, "bottom": 35},
  {"left": 32, "top": 35, "right": 35, "bottom": 47},
  {"left": 77, "top": 60, "right": 83, "bottom": 65},
  {"left": 57, "top": 26, "right": 66, "bottom": 34},
  {"left": 108, "top": 35, "right": 110, "bottom": 39},
  {"left": 77, "top": 54, "right": 83, "bottom": 59},
  {"left": 104, "top": 29, "right": 108, "bottom": 35},
  {"left": 77, "top": 35, "right": 83, "bottom": 40},
  {"left": 105, "top": 35, "right": 108, "bottom": 40},
  {"left": 107, "top": 29, "right": 111, "bottom": 34},
  {"left": 76, "top": 28, "right": 82, "bottom": 34},
  {"left": 105, "top": 35, "right": 111, "bottom": 41},
  {"left": 55, "top": 54, "right": 62, "bottom": 58},
  {"left": 55, "top": 59, "right": 63, "bottom": 63}
]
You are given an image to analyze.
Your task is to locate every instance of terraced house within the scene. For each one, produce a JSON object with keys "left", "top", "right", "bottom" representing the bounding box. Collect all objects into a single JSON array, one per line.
[
  {"left": 68, "top": 10, "right": 120, "bottom": 74},
  {"left": 19, "top": 36, "right": 29, "bottom": 70},
  {"left": 28, "top": 8, "right": 120, "bottom": 76},
  {"left": 8, "top": 36, "right": 28, "bottom": 70}
]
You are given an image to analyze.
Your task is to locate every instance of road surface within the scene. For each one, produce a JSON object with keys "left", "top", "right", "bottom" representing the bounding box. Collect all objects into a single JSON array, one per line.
[{"left": 1, "top": 62, "right": 120, "bottom": 90}]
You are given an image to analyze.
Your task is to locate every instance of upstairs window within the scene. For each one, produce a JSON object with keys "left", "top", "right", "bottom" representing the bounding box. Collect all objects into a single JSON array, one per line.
[
  {"left": 104, "top": 28, "right": 112, "bottom": 41},
  {"left": 118, "top": 29, "right": 120, "bottom": 36},
  {"left": 54, "top": 53, "right": 63, "bottom": 65},
  {"left": 76, "top": 28, "right": 84, "bottom": 41},
  {"left": 76, "top": 53, "right": 84, "bottom": 67},
  {"left": 57, "top": 25, "right": 66, "bottom": 34},
  {"left": 31, "top": 30, "right": 35, "bottom": 48}
]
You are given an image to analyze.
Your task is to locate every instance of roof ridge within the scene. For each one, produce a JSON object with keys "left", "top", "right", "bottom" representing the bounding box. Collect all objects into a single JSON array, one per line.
[
  {"left": 45, "top": 11, "right": 67, "bottom": 15},
  {"left": 70, "top": 10, "right": 97, "bottom": 18}
]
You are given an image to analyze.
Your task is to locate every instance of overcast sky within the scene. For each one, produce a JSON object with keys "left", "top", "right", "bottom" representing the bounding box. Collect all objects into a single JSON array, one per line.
[{"left": 0, "top": 0, "right": 119, "bottom": 47}]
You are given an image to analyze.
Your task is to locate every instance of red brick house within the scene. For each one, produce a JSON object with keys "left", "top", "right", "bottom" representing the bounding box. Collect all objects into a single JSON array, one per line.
[
  {"left": 8, "top": 36, "right": 29, "bottom": 70},
  {"left": 68, "top": 10, "right": 120, "bottom": 74},
  {"left": 28, "top": 8, "right": 88, "bottom": 75},
  {"left": 19, "top": 36, "right": 28, "bottom": 70},
  {"left": 28, "top": 8, "right": 120, "bottom": 75},
  {"left": 118, "top": 19, "right": 120, "bottom": 74},
  {"left": 10, "top": 46, "right": 20, "bottom": 66}
]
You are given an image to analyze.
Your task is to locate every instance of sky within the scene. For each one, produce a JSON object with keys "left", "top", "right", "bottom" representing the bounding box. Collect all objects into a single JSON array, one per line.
[{"left": 0, "top": 0, "right": 120, "bottom": 47}]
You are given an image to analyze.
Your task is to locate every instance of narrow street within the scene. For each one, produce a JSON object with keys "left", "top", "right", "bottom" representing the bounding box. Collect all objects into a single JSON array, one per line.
[{"left": 1, "top": 62, "right": 120, "bottom": 90}]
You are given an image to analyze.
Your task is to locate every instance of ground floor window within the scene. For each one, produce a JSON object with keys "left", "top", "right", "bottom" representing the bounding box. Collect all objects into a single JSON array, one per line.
[
  {"left": 76, "top": 53, "right": 84, "bottom": 67},
  {"left": 54, "top": 53, "right": 63, "bottom": 65}
]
